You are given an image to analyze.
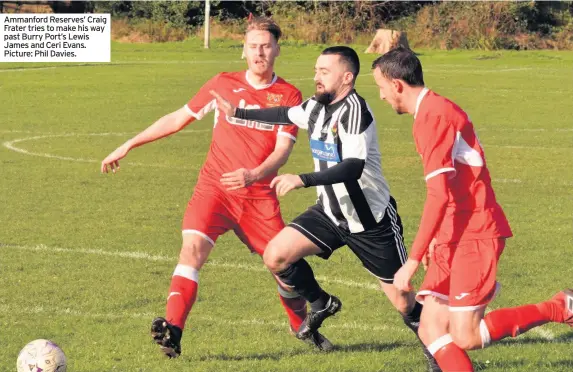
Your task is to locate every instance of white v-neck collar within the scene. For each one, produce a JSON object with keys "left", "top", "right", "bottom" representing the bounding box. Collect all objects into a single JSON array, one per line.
[
  {"left": 414, "top": 87, "right": 429, "bottom": 119},
  {"left": 245, "top": 70, "right": 277, "bottom": 90}
]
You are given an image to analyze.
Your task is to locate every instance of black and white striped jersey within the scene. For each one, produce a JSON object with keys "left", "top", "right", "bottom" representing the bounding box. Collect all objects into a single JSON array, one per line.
[{"left": 287, "top": 90, "right": 391, "bottom": 233}]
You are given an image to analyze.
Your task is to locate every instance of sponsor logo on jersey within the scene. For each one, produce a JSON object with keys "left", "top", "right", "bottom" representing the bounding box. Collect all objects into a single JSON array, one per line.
[{"left": 310, "top": 139, "right": 340, "bottom": 162}]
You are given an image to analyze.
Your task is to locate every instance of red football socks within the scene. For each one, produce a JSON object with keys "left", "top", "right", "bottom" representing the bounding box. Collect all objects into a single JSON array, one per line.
[
  {"left": 428, "top": 334, "right": 474, "bottom": 372},
  {"left": 483, "top": 303, "right": 553, "bottom": 343},
  {"left": 165, "top": 264, "right": 199, "bottom": 330}
]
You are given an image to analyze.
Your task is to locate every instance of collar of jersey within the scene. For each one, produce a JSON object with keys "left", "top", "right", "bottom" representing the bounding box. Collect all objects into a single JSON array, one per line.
[
  {"left": 414, "top": 87, "right": 429, "bottom": 119},
  {"left": 245, "top": 70, "right": 278, "bottom": 90}
]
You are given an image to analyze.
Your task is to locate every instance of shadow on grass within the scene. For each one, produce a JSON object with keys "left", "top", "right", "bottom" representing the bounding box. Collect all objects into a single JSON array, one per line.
[
  {"left": 195, "top": 341, "right": 406, "bottom": 362},
  {"left": 186, "top": 334, "right": 573, "bottom": 364}
]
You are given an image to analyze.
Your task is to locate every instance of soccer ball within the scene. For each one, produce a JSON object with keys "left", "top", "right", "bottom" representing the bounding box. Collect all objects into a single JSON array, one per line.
[{"left": 16, "top": 339, "right": 67, "bottom": 372}]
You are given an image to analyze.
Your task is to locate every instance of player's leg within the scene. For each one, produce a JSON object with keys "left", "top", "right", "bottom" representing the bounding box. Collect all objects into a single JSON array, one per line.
[
  {"left": 345, "top": 197, "right": 441, "bottom": 371},
  {"left": 265, "top": 227, "right": 343, "bottom": 337},
  {"left": 151, "top": 185, "right": 234, "bottom": 358},
  {"left": 416, "top": 242, "right": 474, "bottom": 372},
  {"left": 344, "top": 201, "right": 419, "bottom": 314},
  {"left": 419, "top": 296, "right": 474, "bottom": 372},
  {"left": 448, "top": 239, "right": 573, "bottom": 351},
  {"left": 152, "top": 232, "right": 214, "bottom": 357},
  {"left": 351, "top": 197, "right": 417, "bottom": 313},
  {"left": 164, "top": 233, "right": 214, "bottom": 331},
  {"left": 235, "top": 199, "right": 309, "bottom": 339},
  {"left": 380, "top": 282, "right": 442, "bottom": 372},
  {"left": 263, "top": 205, "right": 346, "bottom": 338},
  {"left": 479, "top": 289, "right": 573, "bottom": 347}
]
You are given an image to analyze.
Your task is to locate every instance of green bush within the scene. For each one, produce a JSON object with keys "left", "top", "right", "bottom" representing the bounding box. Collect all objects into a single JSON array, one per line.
[{"left": 397, "top": 1, "right": 573, "bottom": 50}]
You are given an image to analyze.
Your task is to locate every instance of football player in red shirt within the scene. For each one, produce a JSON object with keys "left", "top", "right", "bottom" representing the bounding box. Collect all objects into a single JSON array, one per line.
[
  {"left": 100, "top": 17, "right": 332, "bottom": 357},
  {"left": 371, "top": 46, "right": 572, "bottom": 371}
]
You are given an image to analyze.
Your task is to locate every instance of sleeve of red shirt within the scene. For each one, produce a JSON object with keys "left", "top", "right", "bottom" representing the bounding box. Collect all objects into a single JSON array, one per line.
[
  {"left": 184, "top": 73, "right": 221, "bottom": 120},
  {"left": 410, "top": 115, "right": 456, "bottom": 261},
  {"left": 277, "top": 90, "right": 302, "bottom": 142},
  {"left": 410, "top": 174, "right": 449, "bottom": 261},
  {"left": 416, "top": 114, "right": 457, "bottom": 182}
]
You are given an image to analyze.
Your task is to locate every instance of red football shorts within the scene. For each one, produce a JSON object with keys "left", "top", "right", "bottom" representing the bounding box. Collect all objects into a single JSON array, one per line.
[
  {"left": 417, "top": 238, "right": 506, "bottom": 311},
  {"left": 181, "top": 181, "right": 285, "bottom": 255}
]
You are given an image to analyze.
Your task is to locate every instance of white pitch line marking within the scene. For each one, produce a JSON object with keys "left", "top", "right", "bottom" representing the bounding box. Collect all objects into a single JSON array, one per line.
[
  {"left": 0, "top": 130, "right": 42, "bottom": 134},
  {"left": 3, "top": 132, "right": 571, "bottom": 186},
  {"left": 2, "top": 132, "right": 209, "bottom": 169},
  {"left": 492, "top": 178, "right": 523, "bottom": 184},
  {"left": 0, "top": 243, "right": 380, "bottom": 291},
  {"left": 4, "top": 135, "right": 101, "bottom": 164},
  {"left": 0, "top": 67, "right": 57, "bottom": 73},
  {"left": 2, "top": 245, "right": 570, "bottom": 342},
  {"left": 0, "top": 304, "right": 403, "bottom": 334},
  {"left": 1, "top": 298, "right": 567, "bottom": 341},
  {"left": 1, "top": 304, "right": 569, "bottom": 341},
  {"left": 531, "top": 327, "right": 555, "bottom": 341}
]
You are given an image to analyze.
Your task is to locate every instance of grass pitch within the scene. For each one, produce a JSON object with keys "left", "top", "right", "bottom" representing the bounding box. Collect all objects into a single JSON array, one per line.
[{"left": 1, "top": 40, "right": 572, "bottom": 371}]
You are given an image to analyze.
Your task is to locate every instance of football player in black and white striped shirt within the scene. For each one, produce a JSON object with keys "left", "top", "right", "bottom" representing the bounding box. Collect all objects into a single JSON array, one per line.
[{"left": 211, "top": 46, "right": 439, "bottom": 371}]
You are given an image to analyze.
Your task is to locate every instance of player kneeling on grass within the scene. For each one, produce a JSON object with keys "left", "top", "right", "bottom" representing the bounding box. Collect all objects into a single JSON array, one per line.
[
  {"left": 100, "top": 17, "right": 333, "bottom": 358},
  {"left": 211, "top": 46, "right": 442, "bottom": 372},
  {"left": 371, "top": 46, "right": 573, "bottom": 372}
]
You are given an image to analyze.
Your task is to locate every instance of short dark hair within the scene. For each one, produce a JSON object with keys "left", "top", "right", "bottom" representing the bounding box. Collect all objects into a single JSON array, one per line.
[
  {"left": 321, "top": 46, "right": 360, "bottom": 82},
  {"left": 371, "top": 46, "right": 424, "bottom": 87},
  {"left": 246, "top": 16, "right": 282, "bottom": 42}
]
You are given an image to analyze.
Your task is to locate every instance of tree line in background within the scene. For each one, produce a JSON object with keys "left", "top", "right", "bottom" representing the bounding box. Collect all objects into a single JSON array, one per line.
[{"left": 2, "top": 1, "right": 573, "bottom": 49}]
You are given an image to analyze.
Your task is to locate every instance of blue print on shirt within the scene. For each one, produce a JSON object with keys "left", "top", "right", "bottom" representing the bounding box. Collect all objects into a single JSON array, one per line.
[{"left": 310, "top": 139, "right": 340, "bottom": 163}]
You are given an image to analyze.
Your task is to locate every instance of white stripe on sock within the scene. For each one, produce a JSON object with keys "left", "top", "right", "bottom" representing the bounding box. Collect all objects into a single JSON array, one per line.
[
  {"left": 480, "top": 319, "right": 492, "bottom": 348},
  {"left": 427, "top": 334, "right": 454, "bottom": 355},
  {"left": 173, "top": 264, "right": 199, "bottom": 282},
  {"left": 167, "top": 291, "right": 181, "bottom": 301}
]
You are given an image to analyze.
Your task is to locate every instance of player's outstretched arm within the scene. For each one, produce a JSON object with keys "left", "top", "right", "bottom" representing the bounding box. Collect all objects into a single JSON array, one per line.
[
  {"left": 100, "top": 107, "right": 193, "bottom": 173},
  {"left": 210, "top": 90, "right": 295, "bottom": 125}
]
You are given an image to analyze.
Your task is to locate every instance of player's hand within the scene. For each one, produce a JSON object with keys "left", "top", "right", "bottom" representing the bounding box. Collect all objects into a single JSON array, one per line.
[
  {"left": 394, "top": 259, "right": 419, "bottom": 292},
  {"left": 270, "top": 174, "right": 304, "bottom": 197},
  {"left": 220, "top": 168, "right": 256, "bottom": 190},
  {"left": 210, "top": 90, "right": 236, "bottom": 117},
  {"left": 101, "top": 144, "right": 130, "bottom": 174},
  {"left": 422, "top": 237, "right": 437, "bottom": 271}
]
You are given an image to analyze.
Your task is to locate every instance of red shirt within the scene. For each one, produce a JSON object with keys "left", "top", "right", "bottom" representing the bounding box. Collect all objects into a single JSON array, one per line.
[
  {"left": 413, "top": 89, "right": 513, "bottom": 244},
  {"left": 185, "top": 71, "right": 302, "bottom": 198}
]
